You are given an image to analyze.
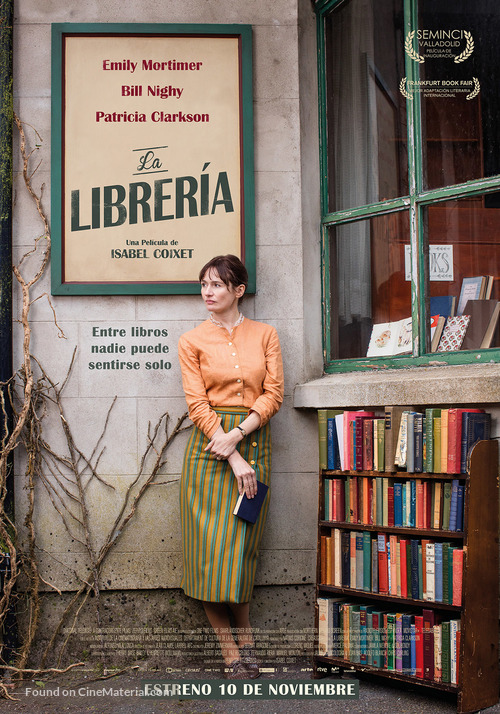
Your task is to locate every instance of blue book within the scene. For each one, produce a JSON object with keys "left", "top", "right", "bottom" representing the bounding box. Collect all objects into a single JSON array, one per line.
[
  {"left": 410, "top": 623, "right": 417, "bottom": 676},
  {"left": 409, "top": 480, "right": 416, "bottom": 527},
  {"left": 233, "top": 480, "right": 269, "bottom": 524},
  {"left": 402, "top": 613, "right": 412, "bottom": 674},
  {"left": 449, "top": 479, "right": 459, "bottom": 531},
  {"left": 327, "top": 418, "right": 335, "bottom": 470},
  {"left": 456, "top": 485, "right": 465, "bottom": 531},
  {"left": 430, "top": 295, "right": 456, "bottom": 319},
  {"left": 434, "top": 542, "right": 443, "bottom": 602},
  {"left": 402, "top": 483, "right": 407, "bottom": 526},
  {"left": 460, "top": 412, "right": 491, "bottom": 473},
  {"left": 394, "top": 483, "right": 403, "bottom": 527}
]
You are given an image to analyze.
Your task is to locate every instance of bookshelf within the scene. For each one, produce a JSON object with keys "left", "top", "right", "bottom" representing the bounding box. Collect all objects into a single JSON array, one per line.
[{"left": 313, "top": 413, "right": 499, "bottom": 714}]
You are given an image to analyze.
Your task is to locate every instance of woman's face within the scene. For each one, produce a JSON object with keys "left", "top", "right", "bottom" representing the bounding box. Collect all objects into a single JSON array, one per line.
[{"left": 200, "top": 269, "right": 244, "bottom": 314}]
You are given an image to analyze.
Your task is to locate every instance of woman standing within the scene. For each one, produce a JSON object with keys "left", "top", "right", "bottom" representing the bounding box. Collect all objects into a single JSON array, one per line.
[{"left": 178, "top": 254, "right": 284, "bottom": 679}]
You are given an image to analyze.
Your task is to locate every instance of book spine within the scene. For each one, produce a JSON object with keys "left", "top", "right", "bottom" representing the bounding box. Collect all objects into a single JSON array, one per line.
[{"left": 318, "top": 410, "right": 328, "bottom": 470}]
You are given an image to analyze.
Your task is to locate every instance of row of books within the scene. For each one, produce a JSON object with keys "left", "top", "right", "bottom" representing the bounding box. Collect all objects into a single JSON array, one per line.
[
  {"left": 366, "top": 275, "right": 498, "bottom": 357},
  {"left": 318, "top": 406, "right": 491, "bottom": 473},
  {"left": 324, "top": 477, "right": 465, "bottom": 532},
  {"left": 317, "top": 598, "right": 461, "bottom": 684},
  {"left": 320, "top": 529, "right": 464, "bottom": 605}
]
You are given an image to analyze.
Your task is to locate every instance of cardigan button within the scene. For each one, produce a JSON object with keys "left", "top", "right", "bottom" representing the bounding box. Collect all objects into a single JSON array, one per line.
[
  {"left": 252, "top": 441, "right": 258, "bottom": 447},
  {"left": 250, "top": 460, "right": 256, "bottom": 466}
]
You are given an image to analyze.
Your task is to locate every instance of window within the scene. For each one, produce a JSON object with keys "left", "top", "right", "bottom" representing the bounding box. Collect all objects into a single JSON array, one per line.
[{"left": 316, "top": 0, "right": 500, "bottom": 371}]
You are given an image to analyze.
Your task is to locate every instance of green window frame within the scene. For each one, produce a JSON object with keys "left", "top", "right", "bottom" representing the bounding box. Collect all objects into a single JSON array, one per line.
[{"left": 315, "top": 0, "right": 500, "bottom": 373}]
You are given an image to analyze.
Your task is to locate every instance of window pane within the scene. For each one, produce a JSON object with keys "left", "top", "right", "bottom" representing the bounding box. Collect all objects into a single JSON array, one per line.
[
  {"left": 425, "top": 195, "right": 500, "bottom": 352},
  {"left": 419, "top": 0, "right": 500, "bottom": 189},
  {"left": 329, "top": 211, "right": 411, "bottom": 359},
  {"left": 325, "top": 0, "right": 408, "bottom": 213}
]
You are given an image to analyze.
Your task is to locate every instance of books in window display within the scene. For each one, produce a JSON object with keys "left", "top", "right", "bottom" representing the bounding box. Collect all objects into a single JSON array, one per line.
[
  {"left": 460, "top": 300, "right": 500, "bottom": 350},
  {"left": 456, "top": 275, "right": 494, "bottom": 316},
  {"left": 436, "top": 316, "right": 471, "bottom": 352},
  {"left": 366, "top": 318, "right": 412, "bottom": 357}
]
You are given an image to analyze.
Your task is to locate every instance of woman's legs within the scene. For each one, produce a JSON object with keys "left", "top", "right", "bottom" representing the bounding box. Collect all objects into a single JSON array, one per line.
[
  {"left": 202, "top": 601, "right": 240, "bottom": 665},
  {"left": 202, "top": 601, "right": 254, "bottom": 663},
  {"left": 228, "top": 602, "right": 254, "bottom": 649}
]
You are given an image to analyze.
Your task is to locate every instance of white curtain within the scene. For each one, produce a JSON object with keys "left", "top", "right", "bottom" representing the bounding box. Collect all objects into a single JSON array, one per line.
[{"left": 332, "top": 0, "right": 378, "bottom": 323}]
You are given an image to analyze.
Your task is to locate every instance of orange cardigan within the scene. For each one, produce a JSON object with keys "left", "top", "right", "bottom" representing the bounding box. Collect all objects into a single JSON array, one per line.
[{"left": 178, "top": 317, "right": 284, "bottom": 438}]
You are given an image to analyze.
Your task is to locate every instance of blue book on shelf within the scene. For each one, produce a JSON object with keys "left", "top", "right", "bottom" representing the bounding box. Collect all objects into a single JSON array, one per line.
[
  {"left": 409, "top": 480, "right": 416, "bottom": 527},
  {"left": 449, "top": 479, "right": 459, "bottom": 531},
  {"left": 456, "top": 485, "right": 465, "bottom": 531},
  {"left": 394, "top": 483, "right": 403, "bottom": 527},
  {"left": 460, "top": 412, "right": 491, "bottom": 473},
  {"left": 410, "top": 623, "right": 417, "bottom": 676},
  {"left": 430, "top": 295, "right": 456, "bottom": 319},
  {"left": 434, "top": 542, "right": 443, "bottom": 602},
  {"left": 402, "top": 483, "right": 407, "bottom": 526},
  {"left": 327, "top": 417, "right": 342, "bottom": 470},
  {"left": 402, "top": 613, "right": 412, "bottom": 675}
]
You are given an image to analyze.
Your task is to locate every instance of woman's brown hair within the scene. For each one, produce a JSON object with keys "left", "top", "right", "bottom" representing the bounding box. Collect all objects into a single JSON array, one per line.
[{"left": 199, "top": 254, "right": 248, "bottom": 292}]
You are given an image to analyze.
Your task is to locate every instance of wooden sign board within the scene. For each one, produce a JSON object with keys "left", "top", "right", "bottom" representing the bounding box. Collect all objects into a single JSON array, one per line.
[{"left": 51, "top": 24, "right": 255, "bottom": 294}]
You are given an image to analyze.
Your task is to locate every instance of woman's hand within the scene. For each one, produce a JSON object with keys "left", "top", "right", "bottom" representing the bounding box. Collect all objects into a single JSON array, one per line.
[
  {"left": 227, "top": 450, "right": 257, "bottom": 498},
  {"left": 204, "top": 427, "right": 242, "bottom": 460}
]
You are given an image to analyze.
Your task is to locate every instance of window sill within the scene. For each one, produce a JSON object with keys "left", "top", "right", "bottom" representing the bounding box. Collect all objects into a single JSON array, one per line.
[{"left": 293, "top": 362, "right": 500, "bottom": 409}]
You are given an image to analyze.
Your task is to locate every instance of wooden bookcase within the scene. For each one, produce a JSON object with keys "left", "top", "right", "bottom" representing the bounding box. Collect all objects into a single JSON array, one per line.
[{"left": 313, "top": 435, "right": 499, "bottom": 714}]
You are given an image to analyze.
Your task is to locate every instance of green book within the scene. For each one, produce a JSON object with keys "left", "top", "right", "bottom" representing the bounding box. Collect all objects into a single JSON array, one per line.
[
  {"left": 425, "top": 408, "right": 441, "bottom": 472},
  {"left": 433, "top": 417, "right": 442, "bottom": 473},
  {"left": 442, "top": 620, "right": 451, "bottom": 683},
  {"left": 386, "top": 613, "right": 396, "bottom": 670},
  {"left": 375, "top": 419, "right": 385, "bottom": 472},
  {"left": 318, "top": 410, "right": 328, "bottom": 470},
  {"left": 349, "top": 605, "right": 361, "bottom": 663}
]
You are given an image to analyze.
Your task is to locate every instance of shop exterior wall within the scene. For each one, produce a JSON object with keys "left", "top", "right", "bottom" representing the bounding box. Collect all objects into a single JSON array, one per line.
[{"left": 11, "top": 0, "right": 322, "bottom": 633}]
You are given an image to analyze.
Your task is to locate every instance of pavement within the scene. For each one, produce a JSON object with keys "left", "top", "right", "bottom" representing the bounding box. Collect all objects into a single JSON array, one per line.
[{"left": 1, "top": 661, "right": 500, "bottom": 714}]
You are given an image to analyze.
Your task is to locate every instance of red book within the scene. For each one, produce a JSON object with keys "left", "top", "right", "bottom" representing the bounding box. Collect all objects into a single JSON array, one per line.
[
  {"left": 400, "top": 538, "right": 408, "bottom": 598},
  {"left": 456, "top": 629, "right": 461, "bottom": 684},
  {"left": 333, "top": 479, "right": 345, "bottom": 522},
  {"left": 367, "top": 478, "right": 374, "bottom": 525},
  {"left": 447, "top": 408, "right": 483, "bottom": 473},
  {"left": 452, "top": 548, "right": 464, "bottom": 606},
  {"left": 387, "top": 486, "right": 394, "bottom": 527},
  {"left": 377, "top": 533, "right": 389, "bottom": 594},
  {"left": 363, "top": 418, "right": 374, "bottom": 471},
  {"left": 344, "top": 411, "right": 375, "bottom": 469},
  {"left": 414, "top": 614, "right": 424, "bottom": 678},
  {"left": 422, "top": 608, "right": 435, "bottom": 681},
  {"left": 424, "top": 481, "right": 432, "bottom": 529},
  {"left": 416, "top": 479, "right": 424, "bottom": 528},
  {"left": 362, "top": 477, "right": 369, "bottom": 524}
]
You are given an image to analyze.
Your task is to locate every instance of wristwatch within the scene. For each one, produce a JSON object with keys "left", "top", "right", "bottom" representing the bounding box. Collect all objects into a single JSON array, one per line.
[{"left": 236, "top": 425, "right": 247, "bottom": 437}]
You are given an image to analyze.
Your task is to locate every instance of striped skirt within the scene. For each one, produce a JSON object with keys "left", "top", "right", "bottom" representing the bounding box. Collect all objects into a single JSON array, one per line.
[{"left": 180, "top": 407, "right": 272, "bottom": 603}]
